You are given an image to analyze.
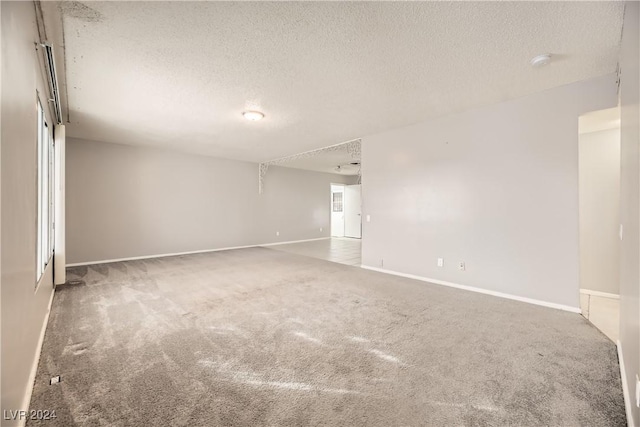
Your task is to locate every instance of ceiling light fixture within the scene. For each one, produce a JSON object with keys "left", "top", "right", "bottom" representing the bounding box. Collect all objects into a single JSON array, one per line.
[
  {"left": 243, "top": 110, "right": 264, "bottom": 121},
  {"left": 530, "top": 54, "right": 551, "bottom": 68}
]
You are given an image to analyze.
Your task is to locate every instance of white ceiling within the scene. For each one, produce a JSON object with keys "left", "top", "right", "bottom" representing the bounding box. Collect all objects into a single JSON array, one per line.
[{"left": 53, "top": 1, "right": 624, "bottom": 165}]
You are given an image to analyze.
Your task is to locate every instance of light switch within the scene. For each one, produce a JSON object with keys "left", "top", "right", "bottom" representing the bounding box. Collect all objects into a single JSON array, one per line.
[{"left": 366, "top": 215, "right": 371, "bottom": 222}]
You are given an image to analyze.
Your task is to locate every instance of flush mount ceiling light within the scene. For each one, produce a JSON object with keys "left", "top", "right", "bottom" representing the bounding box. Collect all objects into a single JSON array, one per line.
[
  {"left": 243, "top": 110, "right": 264, "bottom": 121},
  {"left": 530, "top": 54, "right": 552, "bottom": 68}
]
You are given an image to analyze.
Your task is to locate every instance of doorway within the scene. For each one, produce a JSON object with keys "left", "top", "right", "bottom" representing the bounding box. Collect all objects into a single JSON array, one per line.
[
  {"left": 331, "top": 183, "right": 362, "bottom": 239},
  {"left": 578, "top": 107, "right": 621, "bottom": 342},
  {"left": 331, "top": 184, "right": 345, "bottom": 237}
]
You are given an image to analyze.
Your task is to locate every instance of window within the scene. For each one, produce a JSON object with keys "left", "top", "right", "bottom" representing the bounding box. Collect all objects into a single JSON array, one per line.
[
  {"left": 36, "top": 99, "right": 54, "bottom": 283},
  {"left": 332, "top": 192, "right": 343, "bottom": 212}
]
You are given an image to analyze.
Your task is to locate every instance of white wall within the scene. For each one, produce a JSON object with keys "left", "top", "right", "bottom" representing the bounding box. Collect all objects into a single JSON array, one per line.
[
  {"left": 579, "top": 127, "right": 620, "bottom": 295},
  {"left": 1, "top": 1, "right": 56, "bottom": 422},
  {"left": 66, "top": 138, "right": 357, "bottom": 264},
  {"left": 618, "top": 2, "right": 640, "bottom": 425},
  {"left": 361, "top": 75, "right": 617, "bottom": 310}
]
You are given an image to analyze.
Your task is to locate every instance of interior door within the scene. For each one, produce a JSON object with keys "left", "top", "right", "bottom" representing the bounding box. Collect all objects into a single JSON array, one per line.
[
  {"left": 344, "top": 184, "right": 362, "bottom": 238},
  {"left": 331, "top": 185, "right": 345, "bottom": 237}
]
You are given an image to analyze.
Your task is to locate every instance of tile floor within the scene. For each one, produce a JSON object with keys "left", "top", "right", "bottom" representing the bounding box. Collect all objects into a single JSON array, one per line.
[
  {"left": 267, "top": 237, "right": 362, "bottom": 266},
  {"left": 580, "top": 292, "right": 619, "bottom": 342}
]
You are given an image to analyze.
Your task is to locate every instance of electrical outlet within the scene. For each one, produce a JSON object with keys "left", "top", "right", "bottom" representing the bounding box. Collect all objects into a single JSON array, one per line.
[
  {"left": 437, "top": 258, "right": 444, "bottom": 267},
  {"left": 635, "top": 374, "right": 639, "bottom": 407},
  {"left": 50, "top": 376, "right": 61, "bottom": 385},
  {"left": 458, "top": 261, "right": 465, "bottom": 271},
  {"left": 320, "top": 227, "right": 323, "bottom": 232},
  {"left": 276, "top": 231, "right": 279, "bottom": 236},
  {"left": 366, "top": 215, "right": 371, "bottom": 222}
]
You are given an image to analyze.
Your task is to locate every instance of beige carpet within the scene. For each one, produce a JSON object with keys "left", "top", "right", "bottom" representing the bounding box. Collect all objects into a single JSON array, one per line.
[{"left": 28, "top": 247, "right": 625, "bottom": 426}]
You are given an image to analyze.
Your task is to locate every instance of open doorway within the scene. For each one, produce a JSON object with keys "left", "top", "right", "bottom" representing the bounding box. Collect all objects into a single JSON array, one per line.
[
  {"left": 331, "top": 183, "right": 362, "bottom": 238},
  {"left": 578, "top": 107, "right": 621, "bottom": 342},
  {"left": 331, "top": 184, "right": 345, "bottom": 237}
]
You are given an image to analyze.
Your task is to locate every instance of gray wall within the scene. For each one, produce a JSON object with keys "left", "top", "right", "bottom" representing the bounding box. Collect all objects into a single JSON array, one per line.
[
  {"left": 361, "top": 75, "right": 617, "bottom": 310},
  {"left": 579, "top": 128, "right": 620, "bottom": 295},
  {"left": 66, "top": 138, "right": 357, "bottom": 264},
  {"left": 618, "top": 2, "right": 639, "bottom": 425},
  {"left": 1, "top": 1, "right": 56, "bottom": 421}
]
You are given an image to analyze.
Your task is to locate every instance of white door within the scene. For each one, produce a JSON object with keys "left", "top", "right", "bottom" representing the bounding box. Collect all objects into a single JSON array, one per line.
[
  {"left": 344, "top": 184, "right": 362, "bottom": 238},
  {"left": 330, "top": 185, "right": 345, "bottom": 237}
]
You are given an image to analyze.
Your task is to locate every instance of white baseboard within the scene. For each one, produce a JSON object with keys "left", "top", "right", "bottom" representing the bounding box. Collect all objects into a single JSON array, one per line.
[
  {"left": 65, "top": 237, "right": 331, "bottom": 267},
  {"left": 361, "top": 265, "right": 581, "bottom": 313},
  {"left": 580, "top": 288, "right": 620, "bottom": 300},
  {"left": 617, "top": 340, "right": 636, "bottom": 427},
  {"left": 19, "top": 288, "right": 56, "bottom": 427}
]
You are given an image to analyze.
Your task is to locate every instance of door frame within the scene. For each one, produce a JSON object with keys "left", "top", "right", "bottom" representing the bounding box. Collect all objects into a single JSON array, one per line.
[{"left": 330, "top": 183, "right": 346, "bottom": 237}]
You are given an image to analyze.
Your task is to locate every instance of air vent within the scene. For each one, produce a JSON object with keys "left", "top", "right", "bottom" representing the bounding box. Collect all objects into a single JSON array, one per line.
[{"left": 40, "top": 43, "right": 63, "bottom": 124}]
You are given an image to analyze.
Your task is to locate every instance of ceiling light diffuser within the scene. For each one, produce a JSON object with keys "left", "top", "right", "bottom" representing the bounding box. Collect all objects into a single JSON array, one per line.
[
  {"left": 243, "top": 111, "right": 264, "bottom": 121},
  {"left": 530, "top": 54, "right": 551, "bottom": 68}
]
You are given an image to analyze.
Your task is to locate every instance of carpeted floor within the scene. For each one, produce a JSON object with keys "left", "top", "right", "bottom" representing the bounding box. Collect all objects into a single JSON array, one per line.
[{"left": 28, "top": 247, "right": 625, "bottom": 426}]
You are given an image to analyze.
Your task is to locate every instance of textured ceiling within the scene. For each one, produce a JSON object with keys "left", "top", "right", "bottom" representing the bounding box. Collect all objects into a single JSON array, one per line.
[{"left": 56, "top": 1, "right": 624, "bottom": 163}]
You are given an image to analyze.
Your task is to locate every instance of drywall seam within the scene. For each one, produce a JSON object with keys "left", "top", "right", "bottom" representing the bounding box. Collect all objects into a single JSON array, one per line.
[
  {"left": 361, "top": 265, "right": 581, "bottom": 313},
  {"left": 65, "top": 237, "right": 331, "bottom": 267},
  {"left": 617, "top": 340, "right": 636, "bottom": 427}
]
